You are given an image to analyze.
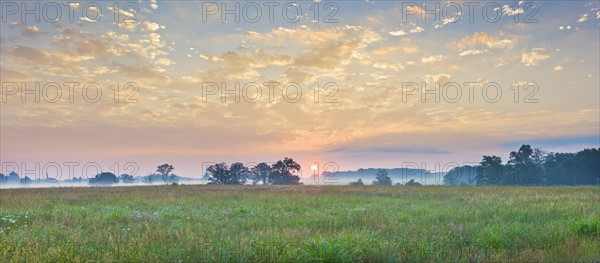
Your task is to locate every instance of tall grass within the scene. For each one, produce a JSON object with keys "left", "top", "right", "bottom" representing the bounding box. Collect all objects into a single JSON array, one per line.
[{"left": 1, "top": 185, "right": 598, "bottom": 262}]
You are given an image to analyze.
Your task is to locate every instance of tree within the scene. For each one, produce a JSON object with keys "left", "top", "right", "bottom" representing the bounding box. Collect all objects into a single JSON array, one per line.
[
  {"left": 349, "top": 178, "right": 364, "bottom": 186},
  {"left": 573, "top": 148, "right": 600, "bottom": 185},
  {"left": 142, "top": 175, "right": 154, "bottom": 184},
  {"left": 207, "top": 162, "right": 229, "bottom": 184},
  {"left": 530, "top": 148, "right": 548, "bottom": 183},
  {"left": 544, "top": 148, "right": 600, "bottom": 185},
  {"left": 72, "top": 177, "right": 83, "bottom": 183},
  {"left": 509, "top": 145, "right": 533, "bottom": 165},
  {"left": 251, "top": 163, "right": 271, "bottom": 185},
  {"left": 531, "top": 148, "right": 548, "bottom": 167},
  {"left": 508, "top": 145, "right": 541, "bottom": 185},
  {"left": 477, "top": 155, "right": 504, "bottom": 185},
  {"left": 156, "top": 164, "right": 174, "bottom": 184},
  {"left": 443, "top": 166, "right": 478, "bottom": 185},
  {"left": 372, "top": 169, "right": 392, "bottom": 186},
  {"left": 404, "top": 179, "right": 422, "bottom": 186},
  {"left": 120, "top": 174, "right": 135, "bottom": 183},
  {"left": 271, "top": 158, "right": 301, "bottom": 185},
  {"left": 89, "top": 172, "right": 118, "bottom": 185},
  {"left": 1, "top": 171, "right": 20, "bottom": 184},
  {"left": 229, "top": 162, "right": 249, "bottom": 185},
  {"left": 169, "top": 174, "right": 179, "bottom": 183},
  {"left": 20, "top": 176, "right": 32, "bottom": 184}
]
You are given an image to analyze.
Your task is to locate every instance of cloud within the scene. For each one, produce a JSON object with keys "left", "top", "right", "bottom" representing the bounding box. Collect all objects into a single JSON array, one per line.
[
  {"left": 76, "top": 6, "right": 101, "bottom": 22},
  {"left": 248, "top": 26, "right": 346, "bottom": 45},
  {"left": 404, "top": 4, "right": 427, "bottom": 17},
  {"left": 23, "top": 26, "right": 43, "bottom": 38},
  {"left": 328, "top": 146, "right": 451, "bottom": 154},
  {"left": 76, "top": 39, "right": 111, "bottom": 57},
  {"left": 521, "top": 48, "right": 550, "bottom": 66},
  {"left": 141, "top": 21, "right": 161, "bottom": 32},
  {"left": 80, "top": 17, "right": 97, "bottom": 23},
  {"left": 389, "top": 30, "right": 406, "bottom": 36},
  {"left": 577, "top": 13, "right": 588, "bottom": 23},
  {"left": 4, "top": 46, "right": 50, "bottom": 64},
  {"left": 421, "top": 55, "right": 446, "bottom": 64},
  {"left": 127, "top": 32, "right": 169, "bottom": 60},
  {"left": 0, "top": 68, "right": 35, "bottom": 81},
  {"left": 150, "top": 0, "right": 158, "bottom": 9},
  {"left": 388, "top": 26, "right": 423, "bottom": 36},
  {"left": 114, "top": 62, "right": 172, "bottom": 85},
  {"left": 198, "top": 49, "right": 292, "bottom": 82},
  {"left": 156, "top": 57, "right": 174, "bottom": 66},
  {"left": 456, "top": 32, "right": 514, "bottom": 50},
  {"left": 371, "top": 46, "right": 399, "bottom": 56},
  {"left": 103, "top": 31, "right": 130, "bottom": 43},
  {"left": 108, "top": 6, "right": 135, "bottom": 18},
  {"left": 459, "top": 49, "right": 488, "bottom": 57},
  {"left": 502, "top": 135, "right": 600, "bottom": 150},
  {"left": 501, "top": 5, "right": 524, "bottom": 16},
  {"left": 423, "top": 74, "right": 452, "bottom": 86},
  {"left": 373, "top": 62, "right": 404, "bottom": 72},
  {"left": 281, "top": 26, "right": 380, "bottom": 71},
  {"left": 119, "top": 20, "right": 137, "bottom": 31},
  {"left": 442, "top": 16, "right": 459, "bottom": 25},
  {"left": 553, "top": 65, "right": 564, "bottom": 71},
  {"left": 399, "top": 38, "right": 419, "bottom": 53},
  {"left": 295, "top": 41, "right": 361, "bottom": 70},
  {"left": 282, "top": 68, "right": 315, "bottom": 84},
  {"left": 409, "top": 26, "right": 424, "bottom": 33},
  {"left": 7, "top": 23, "right": 46, "bottom": 38}
]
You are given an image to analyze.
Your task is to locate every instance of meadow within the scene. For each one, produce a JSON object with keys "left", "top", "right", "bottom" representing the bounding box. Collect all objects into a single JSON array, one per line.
[{"left": 0, "top": 185, "right": 598, "bottom": 262}]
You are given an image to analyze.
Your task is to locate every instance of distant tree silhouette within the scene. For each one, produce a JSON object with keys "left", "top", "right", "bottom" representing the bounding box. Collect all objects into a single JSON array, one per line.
[
  {"left": 349, "top": 178, "right": 364, "bottom": 186},
  {"left": 477, "top": 156, "right": 504, "bottom": 185},
  {"left": 120, "top": 174, "right": 135, "bottom": 183},
  {"left": 207, "top": 163, "right": 230, "bottom": 184},
  {"left": 404, "top": 179, "right": 422, "bottom": 186},
  {"left": 20, "top": 176, "right": 32, "bottom": 184},
  {"left": 271, "top": 158, "right": 301, "bottom": 185},
  {"left": 142, "top": 175, "right": 154, "bottom": 184},
  {"left": 252, "top": 163, "right": 271, "bottom": 185},
  {"left": 443, "top": 146, "right": 599, "bottom": 186},
  {"left": 157, "top": 164, "right": 174, "bottom": 184},
  {"left": 72, "top": 177, "right": 84, "bottom": 183},
  {"left": 443, "top": 166, "right": 477, "bottom": 185},
  {"left": 89, "top": 172, "right": 118, "bottom": 185},
  {"left": 1, "top": 171, "right": 20, "bottom": 184},
  {"left": 544, "top": 148, "right": 599, "bottom": 185},
  {"left": 229, "top": 162, "right": 250, "bottom": 184},
  {"left": 205, "top": 159, "right": 300, "bottom": 185},
  {"left": 507, "top": 145, "right": 541, "bottom": 184},
  {"left": 572, "top": 148, "right": 600, "bottom": 185},
  {"left": 169, "top": 174, "right": 179, "bottom": 183},
  {"left": 373, "top": 169, "right": 392, "bottom": 186}
]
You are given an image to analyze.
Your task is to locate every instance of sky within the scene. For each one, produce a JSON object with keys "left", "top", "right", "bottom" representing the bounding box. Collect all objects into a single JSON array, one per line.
[{"left": 0, "top": 0, "right": 599, "bottom": 180}]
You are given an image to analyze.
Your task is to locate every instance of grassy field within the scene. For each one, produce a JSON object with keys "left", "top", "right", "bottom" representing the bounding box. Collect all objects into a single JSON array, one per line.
[{"left": 0, "top": 185, "right": 598, "bottom": 262}]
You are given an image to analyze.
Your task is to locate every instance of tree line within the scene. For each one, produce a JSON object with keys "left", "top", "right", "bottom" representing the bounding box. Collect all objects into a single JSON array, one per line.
[
  {"left": 443, "top": 145, "right": 599, "bottom": 185},
  {"left": 0, "top": 164, "right": 180, "bottom": 186},
  {"left": 348, "top": 169, "right": 423, "bottom": 186},
  {"left": 89, "top": 163, "right": 179, "bottom": 185},
  {"left": 0, "top": 158, "right": 304, "bottom": 186},
  {"left": 205, "top": 157, "right": 302, "bottom": 185},
  {"left": 2, "top": 147, "right": 598, "bottom": 186}
]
